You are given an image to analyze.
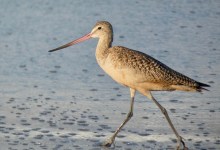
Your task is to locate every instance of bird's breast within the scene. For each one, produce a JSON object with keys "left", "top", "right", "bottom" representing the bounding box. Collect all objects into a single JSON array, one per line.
[{"left": 98, "top": 56, "right": 139, "bottom": 88}]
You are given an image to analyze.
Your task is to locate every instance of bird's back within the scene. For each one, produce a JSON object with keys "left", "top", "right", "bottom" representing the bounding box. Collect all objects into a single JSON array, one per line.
[{"left": 107, "top": 46, "right": 209, "bottom": 92}]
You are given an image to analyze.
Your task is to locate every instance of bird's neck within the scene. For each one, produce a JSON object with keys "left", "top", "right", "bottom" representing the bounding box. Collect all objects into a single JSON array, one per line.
[{"left": 95, "top": 36, "right": 112, "bottom": 66}]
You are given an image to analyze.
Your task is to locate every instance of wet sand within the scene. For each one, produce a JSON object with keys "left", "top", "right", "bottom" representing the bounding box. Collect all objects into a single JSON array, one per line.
[{"left": 0, "top": 1, "right": 219, "bottom": 149}]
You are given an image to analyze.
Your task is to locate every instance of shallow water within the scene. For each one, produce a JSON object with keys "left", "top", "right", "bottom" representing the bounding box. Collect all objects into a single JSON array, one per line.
[{"left": 0, "top": 0, "right": 220, "bottom": 149}]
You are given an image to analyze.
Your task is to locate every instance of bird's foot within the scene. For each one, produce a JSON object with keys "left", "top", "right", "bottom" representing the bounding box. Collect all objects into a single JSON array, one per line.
[
  {"left": 101, "top": 138, "right": 115, "bottom": 148},
  {"left": 176, "top": 136, "right": 188, "bottom": 150}
]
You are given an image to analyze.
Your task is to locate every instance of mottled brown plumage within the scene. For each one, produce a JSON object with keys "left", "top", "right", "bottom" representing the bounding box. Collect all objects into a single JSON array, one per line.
[
  {"left": 49, "top": 21, "right": 210, "bottom": 150},
  {"left": 106, "top": 46, "right": 208, "bottom": 91}
]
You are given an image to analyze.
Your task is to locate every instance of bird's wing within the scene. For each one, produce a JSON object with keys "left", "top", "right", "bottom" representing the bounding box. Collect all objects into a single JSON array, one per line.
[{"left": 111, "top": 46, "right": 198, "bottom": 87}]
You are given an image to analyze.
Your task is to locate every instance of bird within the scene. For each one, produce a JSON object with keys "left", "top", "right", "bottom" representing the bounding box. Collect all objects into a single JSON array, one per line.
[{"left": 48, "top": 21, "right": 210, "bottom": 150}]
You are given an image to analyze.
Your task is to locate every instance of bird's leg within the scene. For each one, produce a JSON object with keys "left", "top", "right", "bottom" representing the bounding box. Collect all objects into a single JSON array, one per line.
[
  {"left": 146, "top": 92, "right": 188, "bottom": 150},
  {"left": 102, "top": 88, "right": 136, "bottom": 147}
]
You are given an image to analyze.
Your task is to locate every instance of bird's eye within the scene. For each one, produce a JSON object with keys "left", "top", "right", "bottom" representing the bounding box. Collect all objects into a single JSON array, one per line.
[{"left": 98, "top": 27, "right": 102, "bottom": 30}]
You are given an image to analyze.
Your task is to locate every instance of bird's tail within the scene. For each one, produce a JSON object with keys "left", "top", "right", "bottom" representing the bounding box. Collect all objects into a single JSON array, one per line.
[{"left": 196, "top": 82, "right": 210, "bottom": 92}]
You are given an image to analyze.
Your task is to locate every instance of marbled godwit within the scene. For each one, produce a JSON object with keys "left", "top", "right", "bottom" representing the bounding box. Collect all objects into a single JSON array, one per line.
[{"left": 49, "top": 21, "right": 210, "bottom": 149}]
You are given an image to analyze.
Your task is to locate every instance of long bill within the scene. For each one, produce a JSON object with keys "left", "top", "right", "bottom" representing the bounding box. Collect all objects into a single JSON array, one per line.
[{"left": 48, "top": 33, "right": 91, "bottom": 52}]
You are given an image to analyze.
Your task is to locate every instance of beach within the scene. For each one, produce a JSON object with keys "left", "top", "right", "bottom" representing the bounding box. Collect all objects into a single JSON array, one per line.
[{"left": 0, "top": 1, "right": 219, "bottom": 149}]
